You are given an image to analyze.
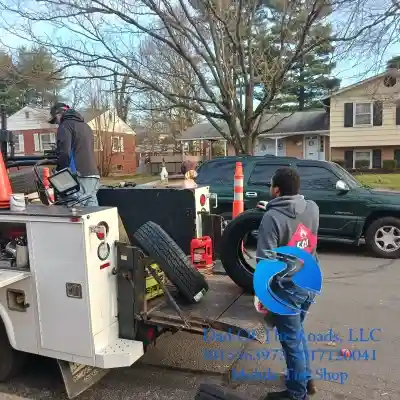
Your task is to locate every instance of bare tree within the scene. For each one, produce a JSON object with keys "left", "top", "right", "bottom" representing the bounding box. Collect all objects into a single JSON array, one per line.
[
  {"left": 82, "top": 78, "right": 124, "bottom": 177},
  {"left": 133, "top": 22, "right": 204, "bottom": 140},
  {"left": 0, "top": 0, "right": 396, "bottom": 153}
]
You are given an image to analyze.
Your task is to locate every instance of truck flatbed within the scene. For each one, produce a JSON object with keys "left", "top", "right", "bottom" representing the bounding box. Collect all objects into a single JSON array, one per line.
[{"left": 145, "top": 275, "right": 268, "bottom": 343}]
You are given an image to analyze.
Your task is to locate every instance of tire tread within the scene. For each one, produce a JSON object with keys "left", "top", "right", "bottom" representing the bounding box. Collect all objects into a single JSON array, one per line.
[{"left": 134, "top": 221, "right": 208, "bottom": 302}]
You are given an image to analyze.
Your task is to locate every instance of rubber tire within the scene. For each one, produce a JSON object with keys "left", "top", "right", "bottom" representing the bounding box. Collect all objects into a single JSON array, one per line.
[
  {"left": 195, "top": 383, "right": 247, "bottom": 400},
  {"left": 133, "top": 221, "right": 209, "bottom": 303},
  {"left": 365, "top": 216, "right": 400, "bottom": 259},
  {"left": 0, "top": 319, "right": 26, "bottom": 381},
  {"left": 219, "top": 209, "right": 264, "bottom": 294}
]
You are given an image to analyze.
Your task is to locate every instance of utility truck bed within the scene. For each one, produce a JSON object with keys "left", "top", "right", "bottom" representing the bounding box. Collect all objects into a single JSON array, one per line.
[{"left": 144, "top": 275, "right": 267, "bottom": 343}]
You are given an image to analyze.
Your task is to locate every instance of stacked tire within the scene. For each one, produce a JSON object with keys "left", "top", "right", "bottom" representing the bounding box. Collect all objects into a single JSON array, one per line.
[{"left": 134, "top": 221, "right": 209, "bottom": 303}]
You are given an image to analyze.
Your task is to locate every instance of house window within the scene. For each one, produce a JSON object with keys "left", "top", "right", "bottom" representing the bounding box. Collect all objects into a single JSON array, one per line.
[
  {"left": 353, "top": 150, "right": 372, "bottom": 169},
  {"left": 354, "top": 103, "right": 373, "bottom": 126},
  {"left": 40, "top": 133, "right": 56, "bottom": 151},
  {"left": 111, "top": 136, "right": 124, "bottom": 152},
  {"left": 34, "top": 132, "right": 56, "bottom": 152},
  {"left": 7, "top": 133, "right": 24, "bottom": 155},
  {"left": 117, "top": 164, "right": 123, "bottom": 171},
  {"left": 25, "top": 111, "right": 29, "bottom": 119},
  {"left": 13, "top": 134, "right": 24, "bottom": 154}
]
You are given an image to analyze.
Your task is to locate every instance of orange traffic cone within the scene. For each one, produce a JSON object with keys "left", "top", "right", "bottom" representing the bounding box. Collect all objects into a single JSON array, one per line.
[
  {"left": 232, "top": 162, "right": 244, "bottom": 218},
  {"left": 0, "top": 152, "right": 11, "bottom": 209},
  {"left": 232, "top": 162, "right": 245, "bottom": 252},
  {"left": 43, "top": 168, "right": 54, "bottom": 203}
]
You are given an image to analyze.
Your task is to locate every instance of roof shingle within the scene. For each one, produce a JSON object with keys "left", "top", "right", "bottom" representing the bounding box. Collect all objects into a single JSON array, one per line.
[{"left": 179, "top": 110, "right": 329, "bottom": 140}]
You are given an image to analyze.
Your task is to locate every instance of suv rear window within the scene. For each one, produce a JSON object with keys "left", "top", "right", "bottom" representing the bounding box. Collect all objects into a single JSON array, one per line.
[
  {"left": 297, "top": 165, "right": 338, "bottom": 190},
  {"left": 196, "top": 160, "right": 238, "bottom": 185},
  {"left": 248, "top": 163, "right": 290, "bottom": 185}
]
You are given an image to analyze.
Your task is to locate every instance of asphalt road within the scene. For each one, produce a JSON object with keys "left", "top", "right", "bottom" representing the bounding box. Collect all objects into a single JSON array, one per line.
[{"left": 1, "top": 243, "right": 399, "bottom": 400}]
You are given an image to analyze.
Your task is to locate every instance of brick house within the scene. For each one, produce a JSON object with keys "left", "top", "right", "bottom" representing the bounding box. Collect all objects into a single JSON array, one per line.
[
  {"left": 7, "top": 106, "right": 137, "bottom": 174},
  {"left": 179, "top": 110, "right": 330, "bottom": 161}
]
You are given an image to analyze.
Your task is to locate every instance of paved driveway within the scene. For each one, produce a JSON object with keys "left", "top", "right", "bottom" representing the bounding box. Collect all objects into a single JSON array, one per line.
[{"left": 0, "top": 244, "right": 399, "bottom": 400}]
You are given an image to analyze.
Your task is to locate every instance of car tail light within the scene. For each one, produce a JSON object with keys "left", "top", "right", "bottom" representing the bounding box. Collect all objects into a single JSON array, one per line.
[{"left": 200, "top": 194, "right": 206, "bottom": 206}]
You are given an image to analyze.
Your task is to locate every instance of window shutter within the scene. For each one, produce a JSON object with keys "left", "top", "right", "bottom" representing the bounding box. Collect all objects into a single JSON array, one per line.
[
  {"left": 395, "top": 149, "right": 400, "bottom": 167},
  {"left": 120, "top": 137, "right": 124, "bottom": 152},
  {"left": 344, "top": 150, "right": 353, "bottom": 168},
  {"left": 344, "top": 103, "right": 354, "bottom": 127},
  {"left": 33, "top": 133, "right": 40, "bottom": 152},
  {"left": 372, "top": 149, "right": 382, "bottom": 168},
  {"left": 396, "top": 106, "right": 400, "bottom": 125},
  {"left": 19, "top": 134, "right": 24, "bottom": 153},
  {"left": 50, "top": 132, "right": 56, "bottom": 144},
  {"left": 373, "top": 101, "right": 383, "bottom": 126}
]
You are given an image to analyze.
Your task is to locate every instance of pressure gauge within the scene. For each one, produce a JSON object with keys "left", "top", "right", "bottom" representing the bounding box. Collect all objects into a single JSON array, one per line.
[{"left": 97, "top": 242, "right": 110, "bottom": 261}]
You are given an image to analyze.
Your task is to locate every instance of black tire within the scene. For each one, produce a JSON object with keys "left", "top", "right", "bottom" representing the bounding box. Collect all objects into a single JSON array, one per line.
[
  {"left": 219, "top": 209, "right": 264, "bottom": 293},
  {"left": 195, "top": 384, "right": 247, "bottom": 400},
  {"left": 0, "top": 319, "right": 26, "bottom": 381},
  {"left": 134, "top": 221, "right": 209, "bottom": 303},
  {"left": 221, "top": 212, "right": 257, "bottom": 245},
  {"left": 365, "top": 216, "right": 400, "bottom": 259}
]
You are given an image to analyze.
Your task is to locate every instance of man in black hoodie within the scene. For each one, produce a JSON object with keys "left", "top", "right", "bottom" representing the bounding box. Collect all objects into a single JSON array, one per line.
[
  {"left": 256, "top": 167, "right": 319, "bottom": 400},
  {"left": 49, "top": 103, "right": 100, "bottom": 206}
]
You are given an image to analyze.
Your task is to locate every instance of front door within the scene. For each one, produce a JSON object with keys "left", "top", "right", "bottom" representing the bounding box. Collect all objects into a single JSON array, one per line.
[{"left": 304, "top": 136, "right": 320, "bottom": 160}]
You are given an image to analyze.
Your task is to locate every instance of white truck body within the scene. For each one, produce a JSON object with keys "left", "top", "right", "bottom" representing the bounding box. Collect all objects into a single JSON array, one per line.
[{"left": 0, "top": 206, "right": 144, "bottom": 368}]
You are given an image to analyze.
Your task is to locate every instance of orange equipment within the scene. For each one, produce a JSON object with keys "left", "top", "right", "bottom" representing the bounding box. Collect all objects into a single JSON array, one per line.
[
  {"left": 0, "top": 151, "right": 12, "bottom": 209},
  {"left": 232, "top": 161, "right": 244, "bottom": 218},
  {"left": 191, "top": 236, "right": 213, "bottom": 273},
  {"left": 42, "top": 167, "right": 54, "bottom": 203}
]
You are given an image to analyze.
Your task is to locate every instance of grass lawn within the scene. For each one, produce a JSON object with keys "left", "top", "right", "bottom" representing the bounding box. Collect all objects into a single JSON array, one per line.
[
  {"left": 101, "top": 174, "right": 157, "bottom": 185},
  {"left": 356, "top": 173, "right": 400, "bottom": 190}
]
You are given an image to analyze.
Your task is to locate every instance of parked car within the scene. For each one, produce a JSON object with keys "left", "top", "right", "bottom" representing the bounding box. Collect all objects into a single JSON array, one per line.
[{"left": 196, "top": 155, "right": 400, "bottom": 259}]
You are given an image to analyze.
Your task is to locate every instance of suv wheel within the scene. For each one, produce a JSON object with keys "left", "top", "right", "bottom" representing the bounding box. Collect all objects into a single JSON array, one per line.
[{"left": 365, "top": 217, "right": 400, "bottom": 259}]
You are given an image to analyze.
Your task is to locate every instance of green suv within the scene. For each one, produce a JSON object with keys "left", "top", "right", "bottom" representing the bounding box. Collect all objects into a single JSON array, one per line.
[{"left": 196, "top": 155, "right": 400, "bottom": 258}]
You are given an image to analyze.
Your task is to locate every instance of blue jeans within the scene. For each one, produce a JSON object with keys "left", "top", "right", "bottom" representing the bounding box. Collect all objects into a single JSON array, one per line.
[
  {"left": 63, "top": 176, "right": 100, "bottom": 206},
  {"left": 269, "top": 287, "right": 314, "bottom": 400}
]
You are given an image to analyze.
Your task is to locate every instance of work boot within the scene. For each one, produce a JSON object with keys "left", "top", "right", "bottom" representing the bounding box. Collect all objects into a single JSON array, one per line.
[
  {"left": 307, "top": 379, "right": 317, "bottom": 395},
  {"left": 263, "top": 390, "right": 309, "bottom": 400}
]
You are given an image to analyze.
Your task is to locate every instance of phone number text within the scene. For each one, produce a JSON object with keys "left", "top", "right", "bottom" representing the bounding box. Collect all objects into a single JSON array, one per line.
[{"left": 203, "top": 348, "right": 376, "bottom": 362}]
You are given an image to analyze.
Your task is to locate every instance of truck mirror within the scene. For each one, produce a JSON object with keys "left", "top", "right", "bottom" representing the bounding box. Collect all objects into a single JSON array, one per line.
[{"left": 336, "top": 180, "right": 349, "bottom": 192}]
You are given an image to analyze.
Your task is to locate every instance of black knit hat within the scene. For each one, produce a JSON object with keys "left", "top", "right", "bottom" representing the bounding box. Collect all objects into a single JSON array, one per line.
[{"left": 49, "top": 102, "right": 70, "bottom": 124}]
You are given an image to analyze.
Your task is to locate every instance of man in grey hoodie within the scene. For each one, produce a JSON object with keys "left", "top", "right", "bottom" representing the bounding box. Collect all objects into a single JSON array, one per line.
[{"left": 256, "top": 167, "right": 319, "bottom": 400}]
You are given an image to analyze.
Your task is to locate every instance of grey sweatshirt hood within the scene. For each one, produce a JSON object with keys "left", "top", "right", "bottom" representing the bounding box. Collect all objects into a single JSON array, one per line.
[
  {"left": 256, "top": 194, "right": 319, "bottom": 259},
  {"left": 266, "top": 194, "right": 307, "bottom": 218}
]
